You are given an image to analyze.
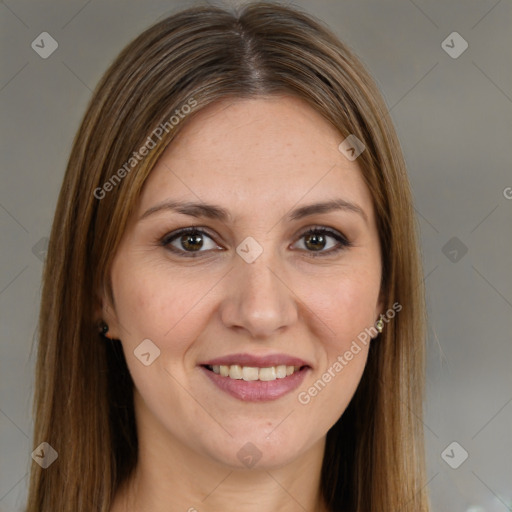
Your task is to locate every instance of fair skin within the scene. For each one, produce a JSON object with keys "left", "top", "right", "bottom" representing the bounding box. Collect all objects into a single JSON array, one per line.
[{"left": 104, "top": 96, "right": 383, "bottom": 512}]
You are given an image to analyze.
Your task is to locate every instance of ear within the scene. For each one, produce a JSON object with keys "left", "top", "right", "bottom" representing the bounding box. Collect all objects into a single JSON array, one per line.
[
  {"left": 374, "top": 287, "right": 385, "bottom": 322},
  {"left": 371, "top": 289, "right": 386, "bottom": 339},
  {"left": 94, "top": 284, "right": 122, "bottom": 340}
]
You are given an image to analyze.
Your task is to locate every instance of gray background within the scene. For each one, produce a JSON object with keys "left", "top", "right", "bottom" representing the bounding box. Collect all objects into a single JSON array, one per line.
[{"left": 1, "top": 0, "right": 511, "bottom": 510}]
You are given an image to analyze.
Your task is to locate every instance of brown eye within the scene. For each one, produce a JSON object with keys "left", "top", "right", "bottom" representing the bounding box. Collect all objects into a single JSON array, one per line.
[
  {"left": 304, "top": 231, "right": 327, "bottom": 251},
  {"left": 294, "top": 227, "right": 351, "bottom": 257},
  {"left": 180, "top": 232, "right": 204, "bottom": 252},
  {"left": 162, "top": 228, "right": 220, "bottom": 257}
]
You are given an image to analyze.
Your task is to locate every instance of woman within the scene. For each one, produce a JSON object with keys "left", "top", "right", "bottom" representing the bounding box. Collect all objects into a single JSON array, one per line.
[{"left": 27, "top": 2, "right": 428, "bottom": 511}]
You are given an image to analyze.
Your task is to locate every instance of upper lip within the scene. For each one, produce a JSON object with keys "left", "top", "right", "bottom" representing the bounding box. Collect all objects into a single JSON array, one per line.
[{"left": 200, "top": 352, "right": 311, "bottom": 368}]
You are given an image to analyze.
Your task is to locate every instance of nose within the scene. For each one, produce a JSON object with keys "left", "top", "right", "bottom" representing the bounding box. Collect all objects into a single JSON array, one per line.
[{"left": 220, "top": 253, "right": 298, "bottom": 339}]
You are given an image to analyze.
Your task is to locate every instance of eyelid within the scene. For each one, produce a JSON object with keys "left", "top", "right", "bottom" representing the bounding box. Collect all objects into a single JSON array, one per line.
[
  {"left": 296, "top": 225, "right": 351, "bottom": 245},
  {"left": 160, "top": 226, "right": 217, "bottom": 245}
]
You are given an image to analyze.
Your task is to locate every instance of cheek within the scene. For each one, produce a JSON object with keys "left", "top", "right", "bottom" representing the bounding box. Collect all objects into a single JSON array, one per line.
[
  {"left": 302, "top": 268, "right": 380, "bottom": 351},
  {"left": 111, "top": 266, "right": 210, "bottom": 406},
  {"left": 294, "top": 273, "right": 376, "bottom": 425},
  {"left": 111, "top": 260, "right": 228, "bottom": 376},
  {"left": 112, "top": 262, "right": 203, "bottom": 349}
]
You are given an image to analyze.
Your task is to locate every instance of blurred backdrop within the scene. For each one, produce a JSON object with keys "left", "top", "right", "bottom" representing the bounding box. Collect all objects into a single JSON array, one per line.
[{"left": 1, "top": 1, "right": 511, "bottom": 510}]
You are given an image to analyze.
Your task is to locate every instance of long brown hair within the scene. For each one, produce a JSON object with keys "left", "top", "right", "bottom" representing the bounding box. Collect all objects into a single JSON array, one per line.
[{"left": 27, "top": 2, "right": 428, "bottom": 510}]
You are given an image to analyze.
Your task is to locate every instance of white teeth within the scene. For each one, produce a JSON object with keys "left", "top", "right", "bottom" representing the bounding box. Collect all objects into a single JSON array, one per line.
[
  {"left": 242, "top": 366, "right": 259, "bottom": 381},
  {"left": 229, "top": 365, "right": 243, "bottom": 379},
  {"left": 276, "top": 365, "right": 287, "bottom": 378},
  {"left": 259, "top": 367, "right": 276, "bottom": 381},
  {"left": 212, "top": 364, "right": 302, "bottom": 381}
]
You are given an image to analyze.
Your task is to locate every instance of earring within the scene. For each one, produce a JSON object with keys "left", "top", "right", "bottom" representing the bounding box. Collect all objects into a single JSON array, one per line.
[
  {"left": 376, "top": 315, "right": 384, "bottom": 333},
  {"left": 98, "top": 321, "right": 110, "bottom": 338}
]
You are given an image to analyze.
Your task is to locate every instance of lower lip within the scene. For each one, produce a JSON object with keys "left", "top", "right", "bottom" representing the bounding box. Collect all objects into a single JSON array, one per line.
[{"left": 200, "top": 366, "right": 310, "bottom": 402}]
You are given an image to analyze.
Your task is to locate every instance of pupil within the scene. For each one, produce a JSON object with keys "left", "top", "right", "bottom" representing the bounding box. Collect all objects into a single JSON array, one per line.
[
  {"left": 305, "top": 233, "right": 325, "bottom": 251},
  {"left": 182, "top": 233, "right": 203, "bottom": 251}
]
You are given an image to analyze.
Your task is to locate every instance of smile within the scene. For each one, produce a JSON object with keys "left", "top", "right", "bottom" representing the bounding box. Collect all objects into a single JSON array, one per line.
[
  {"left": 199, "top": 353, "right": 311, "bottom": 402},
  {"left": 205, "top": 364, "right": 302, "bottom": 381},
  {"left": 199, "top": 352, "right": 311, "bottom": 401}
]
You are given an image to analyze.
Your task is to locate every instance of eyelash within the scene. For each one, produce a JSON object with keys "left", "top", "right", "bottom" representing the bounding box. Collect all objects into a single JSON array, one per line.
[{"left": 159, "top": 226, "right": 352, "bottom": 259}]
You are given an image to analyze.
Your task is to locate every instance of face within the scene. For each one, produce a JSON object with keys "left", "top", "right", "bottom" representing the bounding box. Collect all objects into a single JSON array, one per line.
[{"left": 102, "top": 96, "right": 383, "bottom": 470}]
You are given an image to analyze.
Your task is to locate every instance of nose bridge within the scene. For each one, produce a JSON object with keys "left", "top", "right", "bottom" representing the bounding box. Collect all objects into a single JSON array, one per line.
[{"left": 220, "top": 247, "right": 298, "bottom": 338}]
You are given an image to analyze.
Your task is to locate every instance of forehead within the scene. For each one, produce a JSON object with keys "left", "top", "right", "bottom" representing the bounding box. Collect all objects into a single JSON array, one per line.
[{"left": 137, "top": 96, "right": 374, "bottom": 221}]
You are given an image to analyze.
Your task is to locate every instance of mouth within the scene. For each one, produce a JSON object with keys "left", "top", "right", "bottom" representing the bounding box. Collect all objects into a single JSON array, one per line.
[
  {"left": 203, "top": 363, "right": 305, "bottom": 381},
  {"left": 198, "top": 353, "right": 311, "bottom": 402}
]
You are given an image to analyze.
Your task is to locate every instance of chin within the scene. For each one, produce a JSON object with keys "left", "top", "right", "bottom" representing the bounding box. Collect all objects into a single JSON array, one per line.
[{"left": 197, "top": 427, "right": 312, "bottom": 470}]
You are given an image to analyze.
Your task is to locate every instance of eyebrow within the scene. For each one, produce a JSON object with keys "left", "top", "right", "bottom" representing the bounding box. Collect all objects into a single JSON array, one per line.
[{"left": 139, "top": 198, "right": 368, "bottom": 224}]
